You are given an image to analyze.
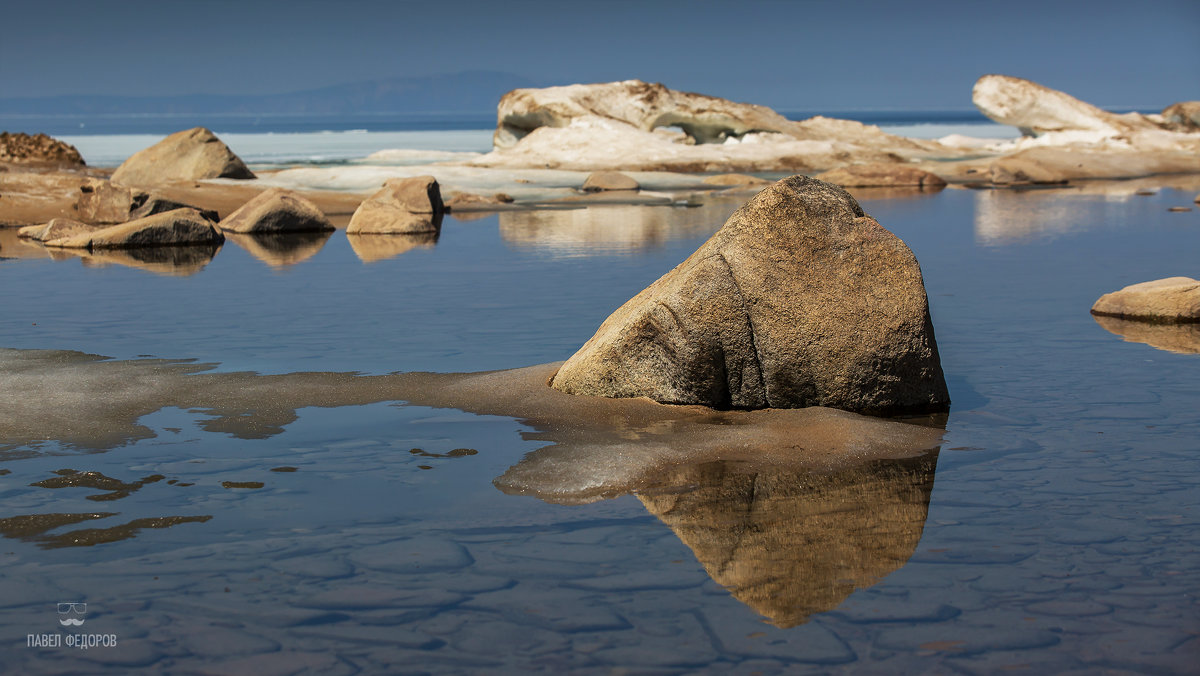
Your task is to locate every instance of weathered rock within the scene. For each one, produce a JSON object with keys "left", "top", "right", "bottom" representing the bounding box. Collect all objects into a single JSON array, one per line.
[
  {"left": 346, "top": 176, "right": 443, "bottom": 234},
  {"left": 973, "top": 74, "right": 1158, "bottom": 137},
  {"left": 75, "top": 179, "right": 216, "bottom": 224},
  {"left": 494, "top": 80, "right": 800, "bottom": 148},
  {"left": 219, "top": 188, "right": 333, "bottom": 233},
  {"left": 815, "top": 163, "right": 947, "bottom": 188},
  {"left": 550, "top": 175, "right": 950, "bottom": 414},
  {"left": 0, "top": 132, "right": 85, "bottom": 166},
  {"left": 130, "top": 195, "right": 218, "bottom": 222},
  {"left": 581, "top": 171, "right": 639, "bottom": 192},
  {"left": 702, "top": 173, "right": 771, "bottom": 187},
  {"left": 1161, "top": 102, "right": 1200, "bottom": 131},
  {"left": 1091, "top": 277, "right": 1200, "bottom": 323},
  {"left": 44, "top": 208, "right": 225, "bottom": 250},
  {"left": 985, "top": 146, "right": 1200, "bottom": 184},
  {"left": 443, "top": 192, "right": 515, "bottom": 212},
  {"left": 476, "top": 80, "right": 957, "bottom": 172},
  {"left": 75, "top": 179, "right": 148, "bottom": 224},
  {"left": 18, "top": 218, "right": 98, "bottom": 242},
  {"left": 111, "top": 127, "right": 254, "bottom": 187}
]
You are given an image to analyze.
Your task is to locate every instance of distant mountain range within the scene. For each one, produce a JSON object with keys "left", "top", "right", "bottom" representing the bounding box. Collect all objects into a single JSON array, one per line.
[{"left": 0, "top": 71, "right": 538, "bottom": 116}]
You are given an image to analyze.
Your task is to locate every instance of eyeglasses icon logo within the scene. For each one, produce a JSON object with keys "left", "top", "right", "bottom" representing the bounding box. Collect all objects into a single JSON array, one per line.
[{"left": 57, "top": 602, "right": 86, "bottom": 627}]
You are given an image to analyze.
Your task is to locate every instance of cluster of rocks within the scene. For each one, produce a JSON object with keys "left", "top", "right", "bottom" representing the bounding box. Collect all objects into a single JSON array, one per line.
[{"left": 0, "top": 132, "right": 85, "bottom": 167}]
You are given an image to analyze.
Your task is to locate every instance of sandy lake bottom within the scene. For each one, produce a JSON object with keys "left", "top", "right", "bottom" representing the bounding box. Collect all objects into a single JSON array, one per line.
[{"left": 0, "top": 186, "right": 1197, "bottom": 674}]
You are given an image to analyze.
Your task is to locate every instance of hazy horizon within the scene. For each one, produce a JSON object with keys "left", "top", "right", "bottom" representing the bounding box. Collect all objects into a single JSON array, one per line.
[{"left": 3, "top": 0, "right": 1197, "bottom": 113}]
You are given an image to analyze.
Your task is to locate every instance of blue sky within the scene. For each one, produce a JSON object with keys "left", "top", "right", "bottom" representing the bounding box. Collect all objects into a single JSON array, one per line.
[{"left": 3, "top": 0, "right": 1197, "bottom": 111}]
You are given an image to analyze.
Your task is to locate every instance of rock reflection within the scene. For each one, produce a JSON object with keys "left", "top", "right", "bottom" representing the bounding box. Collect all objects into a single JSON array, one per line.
[
  {"left": 0, "top": 512, "right": 212, "bottom": 549},
  {"left": 346, "top": 232, "right": 438, "bottom": 262},
  {"left": 637, "top": 453, "right": 938, "bottom": 627},
  {"left": 1093, "top": 315, "right": 1200, "bottom": 354},
  {"left": 497, "top": 199, "right": 741, "bottom": 257},
  {"left": 225, "top": 231, "right": 332, "bottom": 267},
  {"left": 69, "top": 243, "right": 222, "bottom": 276}
]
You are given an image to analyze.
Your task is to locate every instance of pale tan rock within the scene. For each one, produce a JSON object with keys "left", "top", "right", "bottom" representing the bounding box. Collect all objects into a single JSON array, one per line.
[
  {"left": 219, "top": 188, "right": 333, "bottom": 233},
  {"left": 550, "top": 175, "right": 949, "bottom": 414},
  {"left": 1091, "top": 277, "right": 1200, "bottom": 323},
  {"left": 702, "top": 173, "right": 771, "bottom": 187},
  {"left": 443, "top": 192, "right": 515, "bottom": 212},
  {"left": 581, "top": 171, "right": 639, "bottom": 192},
  {"left": 45, "top": 208, "right": 225, "bottom": 249},
  {"left": 346, "top": 176, "right": 444, "bottom": 234},
  {"left": 1162, "top": 102, "right": 1200, "bottom": 131},
  {"left": 973, "top": 74, "right": 1158, "bottom": 136},
  {"left": 111, "top": 127, "right": 254, "bottom": 187},
  {"left": 816, "top": 163, "right": 947, "bottom": 188},
  {"left": 18, "top": 218, "right": 98, "bottom": 242},
  {"left": 494, "top": 79, "right": 800, "bottom": 148},
  {"left": 75, "top": 179, "right": 147, "bottom": 224}
]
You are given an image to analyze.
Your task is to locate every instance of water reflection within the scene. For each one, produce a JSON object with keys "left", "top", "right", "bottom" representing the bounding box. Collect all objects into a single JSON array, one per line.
[
  {"left": 68, "top": 244, "right": 222, "bottom": 276},
  {"left": 1093, "top": 315, "right": 1200, "bottom": 354},
  {"left": 225, "top": 231, "right": 333, "bottom": 268},
  {"left": 497, "top": 200, "right": 741, "bottom": 257},
  {"left": 346, "top": 232, "right": 438, "bottom": 262},
  {"left": 638, "top": 453, "right": 938, "bottom": 627}
]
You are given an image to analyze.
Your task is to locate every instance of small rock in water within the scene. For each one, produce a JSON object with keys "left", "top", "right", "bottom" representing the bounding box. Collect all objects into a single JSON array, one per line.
[
  {"left": 346, "top": 176, "right": 444, "bottom": 234},
  {"left": 1091, "top": 277, "right": 1200, "bottom": 323},
  {"left": 582, "top": 171, "right": 640, "bottom": 192},
  {"left": 1167, "top": 206, "right": 1192, "bottom": 212}
]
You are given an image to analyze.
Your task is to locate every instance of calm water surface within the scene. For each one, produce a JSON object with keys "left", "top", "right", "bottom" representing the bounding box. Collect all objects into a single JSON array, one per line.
[{"left": 0, "top": 186, "right": 1197, "bottom": 673}]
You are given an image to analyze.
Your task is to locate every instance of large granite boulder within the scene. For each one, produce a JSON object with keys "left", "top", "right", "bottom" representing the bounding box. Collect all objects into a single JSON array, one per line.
[
  {"left": 550, "top": 175, "right": 949, "bottom": 415},
  {"left": 111, "top": 127, "right": 254, "bottom": 187},
  {"left": 219, "top": 188, "right": 333, "bottom": 233},
  {"left": 44, "top": 208, "right": 224, "bottom": 249},
  {"left": 346, "top": 176, "right": 444, "bottom": 234},
  {"left": 1091, "top": 277, "right": 1200, "bottom": 323},
  {"left": 815, "top": 163, "right": 947, "bottom": 188},
  {"left": 0, "top": 132, "right": 85, "bottom": 167}
]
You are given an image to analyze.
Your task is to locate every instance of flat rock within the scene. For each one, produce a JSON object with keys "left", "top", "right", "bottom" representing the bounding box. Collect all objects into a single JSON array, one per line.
[
  {"left": 702, "top": 173, "right": 771, "bottom": 187},
  {"left": 973, "top": 74, "right": 1158, "bottom": 137},
  {"left": 582, "top": 171, "right": 640, "bottom": 191},
  {"left": 111, "top": 127, "right": 254, "bottom": 187},
  {"left": 550, "top": 175, "right": 950, "bottom": 414},
  {"left": 346, "top": 176, "right": 444, "bottom": 234},
  {"left": 444, "top": 192, "right": 514, "bottom": 212},
  {"left": 0, "top": 132, "right": 85, "bottom": 167},
  {"left": 18, "top": 217, "right": 98, "bottom": 242},
  {"left": 1091, "top": 277, "right": 1200, "bottom": 323},
  {"left": 219, "top": 188, "right": 333, "bottom": 233},
  {"left": 815, "top": 163, "right": 947, "bottom": 188},
  {"left": 44, "top": 208, "right": 225, "bottom": 249}
]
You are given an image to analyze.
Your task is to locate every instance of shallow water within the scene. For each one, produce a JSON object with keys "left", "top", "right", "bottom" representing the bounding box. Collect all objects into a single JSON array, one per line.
[{"left": 1, "top": 186, "right": 1198, "bottom": 673}]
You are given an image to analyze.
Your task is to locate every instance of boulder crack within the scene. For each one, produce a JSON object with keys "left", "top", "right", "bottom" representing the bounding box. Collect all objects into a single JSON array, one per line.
[{"left": 715, "top": 252, "right": 768, "bottom": 407}]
